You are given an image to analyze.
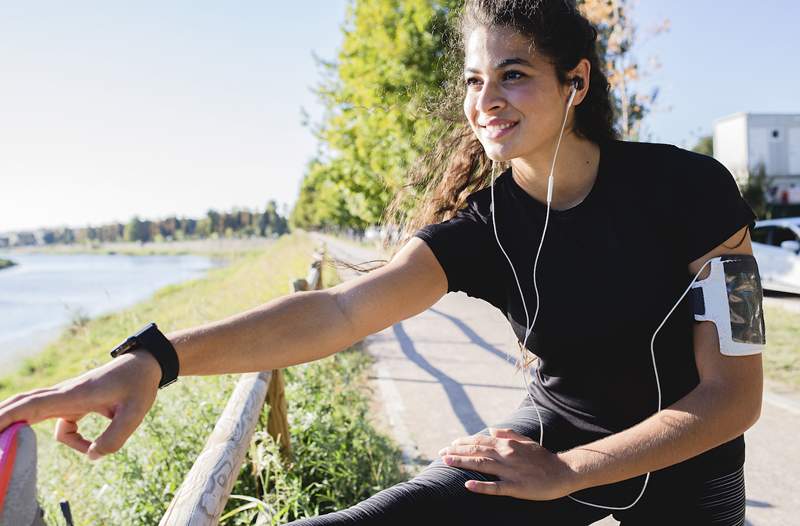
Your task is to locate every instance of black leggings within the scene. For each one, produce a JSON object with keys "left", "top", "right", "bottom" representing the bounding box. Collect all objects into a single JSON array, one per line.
[{"left": 288, "top": 397, "right": 746, "bottom": 525}]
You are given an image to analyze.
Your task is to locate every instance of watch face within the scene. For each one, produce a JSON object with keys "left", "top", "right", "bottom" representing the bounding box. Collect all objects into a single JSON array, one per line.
[{"left": 111, "top": 337, "right": 136, "bottom": 357}]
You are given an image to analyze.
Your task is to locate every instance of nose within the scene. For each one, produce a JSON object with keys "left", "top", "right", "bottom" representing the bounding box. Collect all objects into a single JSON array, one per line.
[{"left": 475, "top": 79, "right": 505, "bottom": 114}]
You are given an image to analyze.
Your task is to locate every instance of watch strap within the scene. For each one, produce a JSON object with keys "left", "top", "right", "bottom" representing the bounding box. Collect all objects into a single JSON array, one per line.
[{"left": 110, "top": 323, "right": 180, "bottom": 389}]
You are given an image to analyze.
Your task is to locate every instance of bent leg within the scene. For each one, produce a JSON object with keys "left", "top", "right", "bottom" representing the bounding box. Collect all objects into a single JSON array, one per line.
[{"left": 288, "top": 401, "right": 611, "bottom": 525}]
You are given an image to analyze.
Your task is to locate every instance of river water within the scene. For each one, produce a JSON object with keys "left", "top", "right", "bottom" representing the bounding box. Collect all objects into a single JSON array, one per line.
[{"left": 0, "top": 252, "right": 218, "bottom": 375}]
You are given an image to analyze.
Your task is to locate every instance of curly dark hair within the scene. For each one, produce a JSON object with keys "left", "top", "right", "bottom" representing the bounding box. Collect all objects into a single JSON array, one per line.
[{"left": 377, "top": 0, "right": 618, "bottom": 258}]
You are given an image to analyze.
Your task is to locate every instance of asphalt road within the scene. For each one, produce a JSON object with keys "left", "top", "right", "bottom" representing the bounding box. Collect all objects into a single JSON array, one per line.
[{"left": 314, "top": 233, "right": 800, "bottom": 526}]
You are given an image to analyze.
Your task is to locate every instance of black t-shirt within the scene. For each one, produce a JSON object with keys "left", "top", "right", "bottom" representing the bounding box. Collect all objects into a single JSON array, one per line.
[{"left": 414, "top": 139, "right": 757, "bottom": 467}]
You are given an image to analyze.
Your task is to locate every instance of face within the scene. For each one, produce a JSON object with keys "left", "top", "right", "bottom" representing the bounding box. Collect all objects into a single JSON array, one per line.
[{"left": 463, "top": 25, "right": 574, "bottom": 163}]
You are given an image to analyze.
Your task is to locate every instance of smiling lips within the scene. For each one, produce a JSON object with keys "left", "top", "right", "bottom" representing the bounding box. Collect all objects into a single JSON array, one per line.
[{"left": 479, "top": 119, "right": 519, "bottom": 139}]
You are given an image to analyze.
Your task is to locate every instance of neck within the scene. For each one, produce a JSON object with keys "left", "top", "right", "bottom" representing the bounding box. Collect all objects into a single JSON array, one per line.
[{"left": 509, "top": 132, "right": 601, "bottom": 211}]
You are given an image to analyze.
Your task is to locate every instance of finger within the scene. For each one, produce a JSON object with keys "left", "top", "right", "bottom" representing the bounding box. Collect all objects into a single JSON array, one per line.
[
  {"left": 464, "top": 479, "right": 511, "bottom": 496},
  {"left": 442, "top": 454, "right": 504, "bottom": 476},
  {"left": 439, "top": 444, "right": 497, "bottom": 458},
  {"left": 0, "top": 389, "right": 76, "bottom": 432},
  {"left": 451, "top": 434, "right": 495, "bottom": 447},
  {"left": 490, "top": 428, "right": 532, "bottom": 441},
  {"left": 87, "top": 402, "right": 146, "bottom": 461},
  {"left": 0, "top": 387, "right": 59, "bottom": 412},
  {"left": 55, "top": 417, "right": 92, "bottom": 454}
]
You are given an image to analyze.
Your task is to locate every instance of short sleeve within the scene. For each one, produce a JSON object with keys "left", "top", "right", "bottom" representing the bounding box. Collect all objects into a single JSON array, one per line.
[
  {"left": 677, "top": 148, "right": 758, "bottom": 263},
  {"left": 413, "top": 197, "right": 506, "bottom": 310}
]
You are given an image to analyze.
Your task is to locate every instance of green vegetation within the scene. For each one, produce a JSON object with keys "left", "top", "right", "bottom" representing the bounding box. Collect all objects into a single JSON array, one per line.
[
  {"left": 222, "top": 346, "right": 404, "bottom": 524},
  {"left": 292, "top": 0, "right": 661, "bottom": 232},
  {"left": 0, "top": 258, "right": 16, "bottom": 270},
  {"left": 291, "top": 0, "right": 460, "bottom": 232},
  {"left": 763, "top": 304, "right": 800, "bottom": 390},
  {"left": 0, "top": 232, "right": 405, "bottom": 525}
]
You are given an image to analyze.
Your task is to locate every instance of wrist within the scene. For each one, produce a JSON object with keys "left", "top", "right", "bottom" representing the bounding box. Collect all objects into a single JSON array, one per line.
[
  {"left": 556, "top": 449, "right": 591, "bottom": 494},
  {"left": 110, "top": 322, "right": 180, "bottom": 389},
  {"left": 129, "top": 350, "right": 163, "bottom": 388}
]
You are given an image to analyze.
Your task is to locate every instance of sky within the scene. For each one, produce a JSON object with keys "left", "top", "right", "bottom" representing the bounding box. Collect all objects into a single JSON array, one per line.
[{"left": 1, "top": 1, "right": 798, "bottom": 233}]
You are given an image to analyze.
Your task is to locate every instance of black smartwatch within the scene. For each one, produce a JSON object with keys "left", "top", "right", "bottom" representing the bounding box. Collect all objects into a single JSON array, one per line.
[{"left": 110, "top": 322, "right": 180, "bottom": 389}]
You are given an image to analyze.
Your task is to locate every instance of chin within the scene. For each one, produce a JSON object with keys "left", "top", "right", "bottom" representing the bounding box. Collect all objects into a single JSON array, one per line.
[{"left": 481, "top": 144, "right": 517, "bottom": 163}]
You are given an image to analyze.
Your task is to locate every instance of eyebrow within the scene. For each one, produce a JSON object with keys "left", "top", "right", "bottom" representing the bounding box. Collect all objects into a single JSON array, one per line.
[{"left": 464, "top": 57, "right": 535, "bottom": 73}]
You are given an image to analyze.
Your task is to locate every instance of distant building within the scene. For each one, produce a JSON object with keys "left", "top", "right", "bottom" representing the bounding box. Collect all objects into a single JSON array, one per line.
[
  {"left": 713, "top": 113, "right": 800, "bottom": 203},
  {"left": 11, "top": 232, "right": 37, "bottom": 246}
]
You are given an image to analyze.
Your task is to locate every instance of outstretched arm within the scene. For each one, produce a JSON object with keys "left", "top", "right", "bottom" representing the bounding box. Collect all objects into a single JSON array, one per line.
[
  {"left": 171, "top": 238, "right": 447, "bottom": 376},
  {"left": 0, "top": 237, "right": 447, "bottom": 460}
]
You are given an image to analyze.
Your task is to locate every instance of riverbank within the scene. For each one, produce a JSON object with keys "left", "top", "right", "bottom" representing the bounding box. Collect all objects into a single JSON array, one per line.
[
  {"left": 0, "top": 251, "right": 217, "bottom": 378},
  {"left": 0, "top": 236, "right": 289, "bottom": 398},
  {"left": 0, "top": 232, "right": 405, "bottom": 525},
  {"left": 8, "top": 237, "right": 276, "bottom": 258}
]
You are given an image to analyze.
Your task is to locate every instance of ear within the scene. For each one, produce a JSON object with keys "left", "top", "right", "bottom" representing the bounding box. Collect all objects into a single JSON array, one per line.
[{"left": 567, "top": 58, "right": 591, "bottom": 106}]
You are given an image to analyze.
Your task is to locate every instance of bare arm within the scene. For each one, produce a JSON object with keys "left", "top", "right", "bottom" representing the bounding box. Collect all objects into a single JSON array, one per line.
[
  {"left": 0, "top": 237, "right": 448, "bottom": 460},
  {"left": 170, "top": 237, "right": 447, "bottom": 376}
]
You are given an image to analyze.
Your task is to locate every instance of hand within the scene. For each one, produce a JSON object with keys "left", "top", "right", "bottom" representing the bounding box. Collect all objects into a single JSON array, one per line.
[
  {"left": 0, "top": 351, "right": 162, "bottom": 461},
  {"left": 438, "top": 427, "right": 578, "bottom": 500}
]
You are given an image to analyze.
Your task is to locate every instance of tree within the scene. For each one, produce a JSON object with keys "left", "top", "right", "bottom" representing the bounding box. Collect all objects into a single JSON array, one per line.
[
  {"left": 579, "top": 0, "right": 668, "bottom": 141},
  {"left": 293, "top": 0, "right": 665, "bottom": 229},
  {"left": 124, "top": 216, "right": 152, "bottom": 243},
  {"left": 293, "top": 0, "right": 460, "bottom": 229},
  {"left": 742, "top": 163, "right": 769, "bottom": 219},
  {"left": 691, "top": 135, "right": 714, "bottom": 156}
]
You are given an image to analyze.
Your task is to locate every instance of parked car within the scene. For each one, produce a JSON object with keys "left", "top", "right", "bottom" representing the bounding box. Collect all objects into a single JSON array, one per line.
[{"left": 751, "top": 217, "right": 800, "bottom": 295}]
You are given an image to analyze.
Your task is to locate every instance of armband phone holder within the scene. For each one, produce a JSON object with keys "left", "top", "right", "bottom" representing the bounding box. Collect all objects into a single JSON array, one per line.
[{"left": 689, "top": 254, "right": 766, "bottom": 356}]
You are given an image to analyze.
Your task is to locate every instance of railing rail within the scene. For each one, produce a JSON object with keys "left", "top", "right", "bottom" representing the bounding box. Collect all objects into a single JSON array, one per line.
[{"left": 160, "top": 245, "right": 326, "bottom": 525}]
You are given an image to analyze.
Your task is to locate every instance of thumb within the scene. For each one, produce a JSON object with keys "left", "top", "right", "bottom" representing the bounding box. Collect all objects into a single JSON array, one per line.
[{"left": 87, "top": 402, "right": 147, "bottom": 461}]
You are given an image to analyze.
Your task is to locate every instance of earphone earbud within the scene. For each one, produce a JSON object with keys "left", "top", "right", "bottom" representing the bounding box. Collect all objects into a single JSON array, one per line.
[{"left": 570, "top": 77, "right": 584, "bottom": 92}]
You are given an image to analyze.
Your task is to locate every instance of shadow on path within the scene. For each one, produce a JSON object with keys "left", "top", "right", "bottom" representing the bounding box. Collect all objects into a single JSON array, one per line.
[
  {"left": 392, "top": 322, "right": 486, "bottom": 434},
  {"left": 429, "top": 307, "right": 517, "bottom": 367}
]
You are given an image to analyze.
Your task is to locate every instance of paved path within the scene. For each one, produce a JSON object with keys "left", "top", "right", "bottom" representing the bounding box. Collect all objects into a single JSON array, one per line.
[{"left": 314, "top": 233, "right": 800, "bottom": 525}]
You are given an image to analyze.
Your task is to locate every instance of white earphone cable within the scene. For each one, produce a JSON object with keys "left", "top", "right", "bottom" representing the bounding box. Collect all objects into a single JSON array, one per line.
[{"left": 489, "top": 84, "right": 715, "bottom": 511}]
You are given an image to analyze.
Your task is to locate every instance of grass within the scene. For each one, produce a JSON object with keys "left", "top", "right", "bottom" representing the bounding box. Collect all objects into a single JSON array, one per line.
[
  {"left": 763, "top": 304, "right": 800, "bottom": 390},
  {"left": 0, "top": 231, "right": 406, "bottom": 525},
  {"left": 0, "top": 257, "right": 16, "bottom": 270},
  {"left": 220, "top": 345, "right": 405, "bottom": 524}
]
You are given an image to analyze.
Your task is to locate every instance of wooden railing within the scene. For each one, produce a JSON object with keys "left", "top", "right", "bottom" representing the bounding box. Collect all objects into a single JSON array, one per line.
[{"left": 160, "top": 246, "right": 327, "bottom": 525}]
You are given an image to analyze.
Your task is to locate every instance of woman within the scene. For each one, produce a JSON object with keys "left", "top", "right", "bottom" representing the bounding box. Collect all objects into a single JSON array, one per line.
[{"left": 0, "top": 1, "right": 762, "bottom": 524}]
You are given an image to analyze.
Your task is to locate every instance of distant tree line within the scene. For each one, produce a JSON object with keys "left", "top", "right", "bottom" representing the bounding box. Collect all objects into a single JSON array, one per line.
[{"left": 13, "top": 200, "right": 289, "bottom": 246}]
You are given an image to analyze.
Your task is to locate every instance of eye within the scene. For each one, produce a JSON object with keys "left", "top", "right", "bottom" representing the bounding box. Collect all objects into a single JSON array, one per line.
[
  {"left": 502, "top": 70, "right": 526, "bottom": 81},
  {"left": 464, "top": 76, "right": 482, "bottom": 88}
]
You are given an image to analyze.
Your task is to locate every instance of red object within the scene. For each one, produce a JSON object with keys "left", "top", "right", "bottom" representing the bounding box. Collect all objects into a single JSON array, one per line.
[{"left": 0, "top": 421, "right": 29, "bottom": 513}]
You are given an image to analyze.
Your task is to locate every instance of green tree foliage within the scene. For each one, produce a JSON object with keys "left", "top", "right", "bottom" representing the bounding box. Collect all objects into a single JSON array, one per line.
[
  {"left": 11, "top": 206, "right": 288, "bottom": 247},
  {"left": 124, "top": 216, "right": 152, "bottom": 243},
  {"left": 691, "top": 135, "right": 714, "bottom": 156},
  {"left": 742, "top": 163, "right": 769, "bottom": 219},
  {"left": 292, "top": 0, "right": 460, "bottom": 231},
  {"left": 293, "top": 0, "right": 663, "bottom": 230}
]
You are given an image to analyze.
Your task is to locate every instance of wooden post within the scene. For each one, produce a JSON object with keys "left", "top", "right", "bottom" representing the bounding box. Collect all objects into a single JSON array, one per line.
[
  {"left": 160, "top": 371, "right": 272, "bottom": 525},
  {"left": 161, "top": 245, "right": 328, "bottom": 524}
]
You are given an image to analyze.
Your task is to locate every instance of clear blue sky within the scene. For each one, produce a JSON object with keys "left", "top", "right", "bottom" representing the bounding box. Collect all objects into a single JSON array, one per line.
[{"left": 1, "top": 1, "right": 797, "bottom": 232}]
